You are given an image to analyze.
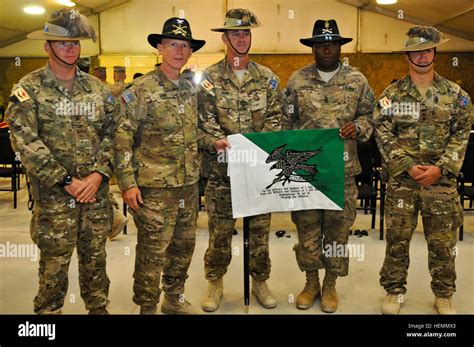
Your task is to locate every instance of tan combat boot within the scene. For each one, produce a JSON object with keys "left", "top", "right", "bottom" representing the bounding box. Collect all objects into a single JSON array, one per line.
[
  {"left": 434, "top": 296, "right": 456, "bottom": 315},
  {"left": 139, "top": 305, "right": 157, "bottom": 315},
  {"left": 201, "top": 277, "right": 223, "bottom": 312},
  {"left": 296, "top": 271, "right": 320, "bottom": 310},
  {"left": 252, "top": 279, "right": 277, "bottom": 309},
  {"left": 161, "top": 294, "right": 199, "bottom": 314},
  {"left": 109, "top": 208, "right": 129, "bottom": 240},
  {"left": 382, "top": 294, "right": 401, "bottom": 315},
  {"left": 321, "top": 271, "right": 338, "bottom": 313}
]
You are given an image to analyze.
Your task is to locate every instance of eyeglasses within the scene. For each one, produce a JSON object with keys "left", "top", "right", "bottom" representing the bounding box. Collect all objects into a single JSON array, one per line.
[{"left": 50, "top": 41, "right": 80, "bottom": 49}]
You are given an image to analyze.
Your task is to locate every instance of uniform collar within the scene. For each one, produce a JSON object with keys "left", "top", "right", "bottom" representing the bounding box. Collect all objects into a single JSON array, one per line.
[
  {"left": 42, "top": 63, "right": 92, "bottom": 94},
  {"left": 310, "top": 61, "right": 345, "bottom": 83},
  {"left": 399, "top": 72, "right": 447, "bottom": 101},
  {"left": 155, "top": 68, "right": 189, "bottom": 92},
  {"left": 220, "top": 58, "right": 260, "bottom": 87}
]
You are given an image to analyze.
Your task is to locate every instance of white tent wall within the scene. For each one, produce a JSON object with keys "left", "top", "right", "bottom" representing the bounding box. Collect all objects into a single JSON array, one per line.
[
  {"left": 1, "top": 0, "right": 473, "bottom": 58},
  {"left": 0, "top": 15, "right": 100, "bottom": 57}
]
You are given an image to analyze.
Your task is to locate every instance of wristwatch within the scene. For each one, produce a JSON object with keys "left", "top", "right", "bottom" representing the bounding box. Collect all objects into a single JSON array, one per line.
[
  {"left": 441, "top": 168, "right": 448, "bottom": 176},
  {"left": 59, "top": 174, "right": 73, "bottom": 187}
]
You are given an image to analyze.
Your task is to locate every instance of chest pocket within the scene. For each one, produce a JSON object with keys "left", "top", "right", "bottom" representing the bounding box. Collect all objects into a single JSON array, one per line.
[
  {"left": 249, "top": 88, "right": 267, "bottom": 131},
  {"left": 146, "top": 91, "right": 181, "bottom": 135},
  {"left": 432, "top": 106, "right": 452, "bottom": 143}
]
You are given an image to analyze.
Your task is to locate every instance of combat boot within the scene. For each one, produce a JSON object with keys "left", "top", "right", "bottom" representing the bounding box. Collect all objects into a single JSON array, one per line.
[
  {"left": 109, "top": 209, "right": 129, "bottom": 240},
  {"left": 382, "top": 294, "right": 401, "bottom": 315},
  {"left": 139, "top": 305, "right": 157, "bottom": 315},
  {"left": 251, "top": 279, "right": 277, "bottom": 309},
  {"left": 434, "top": 296, "right": 456, "bottom": 315},
  {"left": 321, "top": 271, "right": 338, "bottom": 313},
  {"left": 161, "top": 294, "right": 199, "bottom": 314},
  {"left": 88, "top": 307, "right": 109, "bottom": 315},
  {"left": 201, "top": 277, "right": 223, "bottom": 312},
  {"left": 296, "top": 271, "right": 320, "bottom": 310}
]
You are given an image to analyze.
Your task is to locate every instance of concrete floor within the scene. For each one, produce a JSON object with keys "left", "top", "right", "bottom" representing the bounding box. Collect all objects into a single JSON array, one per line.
[{"left": 1, "top": 179, "right": 473, "bottom": 314}]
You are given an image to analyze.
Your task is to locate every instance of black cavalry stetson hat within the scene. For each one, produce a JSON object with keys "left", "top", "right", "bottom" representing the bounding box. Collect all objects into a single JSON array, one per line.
[
  {"left": 300, "top": 19, "right": 352, "bottom": 47},
  {"left": 147, "top": 17, "right": 206, "bottom": 52}
]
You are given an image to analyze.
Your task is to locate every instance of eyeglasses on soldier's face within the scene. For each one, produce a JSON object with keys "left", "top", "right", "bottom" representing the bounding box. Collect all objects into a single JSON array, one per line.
[{"left": 49, "top": 41, "right": 80, "bottom": 49}]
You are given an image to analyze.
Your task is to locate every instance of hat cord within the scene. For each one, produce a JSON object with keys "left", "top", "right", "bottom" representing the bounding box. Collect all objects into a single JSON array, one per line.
[
  {"left": 48, "top": 41, "right": 79, "bottom": 67},
  {"left": 407, "top": 48, "right": 436, "bottom": 68},
  {"left": 225, "top": 31, "right": 252, "bottom": 56}
]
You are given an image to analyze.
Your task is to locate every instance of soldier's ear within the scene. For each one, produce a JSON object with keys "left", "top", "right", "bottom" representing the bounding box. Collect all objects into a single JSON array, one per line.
[
  {"left": 44, "top": 41, "right": 50, "bottom": 54},
  {"left": 222, "top": 33, "right": 228, "bottom": 43}
]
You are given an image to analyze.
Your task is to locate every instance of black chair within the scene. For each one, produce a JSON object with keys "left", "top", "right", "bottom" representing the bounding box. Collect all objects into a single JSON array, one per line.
[
  {"left": 0, "top": 128, "right": 21, "bottom": 208},
  {"left": 458, "top": 139, "right": 474, "bottom": 241},
  {"left": 356, "top": 139, "right": 377, "bottom": 232}
]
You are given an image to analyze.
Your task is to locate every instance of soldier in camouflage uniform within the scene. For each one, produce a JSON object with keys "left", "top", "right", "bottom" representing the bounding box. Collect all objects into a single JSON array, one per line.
[
  {"left": 89, "top": 65, "right": 130, "bottom": 240},
  {"left": 282, "top": 19, "right": 375, "bottom": 313},
  {"left": 198, "top": 9, "right": 282, "bottom": 312},
  {"left": 6, "top": 9, "right": 118, "bottom": 314},
  {"left": 374, "top": 26, "right": 472, "bottom": 315},
  {"left": 115, "top": 17, "right": 207, "bottom": 315},
  {"left": 92, "top": 66, "right": 108, "bottom": 84},
  {"left": 110, "top": 66, "right": 127, "bottom": 97}
]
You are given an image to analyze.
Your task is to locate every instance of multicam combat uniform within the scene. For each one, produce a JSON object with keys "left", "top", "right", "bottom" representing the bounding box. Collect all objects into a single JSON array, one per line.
[
  {"left": 6, "top": 64, "right": 118, "bottom": 313},
  {"left": 283, "top": 62, "right": 375, "bottom": 277},
  {"left": 115, "top": 69, "right": 204, "bottom": 306},
  {"left": 374, "top": 73, "right": 473, "bottom": 297},
  {"left": 198, "top": 59, "right": 282, "bottom": 282}
]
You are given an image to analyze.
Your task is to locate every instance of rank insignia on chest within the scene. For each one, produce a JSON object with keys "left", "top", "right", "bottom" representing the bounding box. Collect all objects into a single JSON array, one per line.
[
  {"left": 268, "top": 79, "right": 278, "bottom": 90},
  {"left": 379, "top": 96, "right": 392, "bottom": 109},
  {"left": 121, "top": 89, "right": 135, "bottom": 104},
  {"left": 12, "top": 86, "right": 30, "bottom": 103},
  {"left": 200, "top": 79, "right": 214, "bottom": 93}
]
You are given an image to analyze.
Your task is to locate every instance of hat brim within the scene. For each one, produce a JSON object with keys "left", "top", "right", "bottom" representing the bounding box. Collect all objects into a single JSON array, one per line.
[
  {"left": 27, "top": 30, "right": 91, "bottom": 41},
  {"left": 211, "top": 24, "right": 261, "bottom": 32},
  {"left": 300, "top": 36, "right": 353, "bottom": 47},
  {"left": 147, "top": 34, "right": 206, "bottom": 52},
  {"left": 395, "top": 38, "right": 450, "bottom": 52}
]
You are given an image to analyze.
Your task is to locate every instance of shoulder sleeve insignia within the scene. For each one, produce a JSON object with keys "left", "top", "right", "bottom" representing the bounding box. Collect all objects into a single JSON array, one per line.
[
  {"left": 200, "top": 79, "right": 214, "bottom": 93},
  {"left": 12, "top": 86, "right": 30, "bottom": 103},
  {"left": 460, "top": 95, "right": 469, "bottom": 108},
  {"left": 378, "top": 96, "right": 392, "bottom": 109},
  {"left": 268, "top": 78, "right": 279, "bottom": 90},
  {"left": 121, "top": 89, "right": 135, "bottom": 104}
]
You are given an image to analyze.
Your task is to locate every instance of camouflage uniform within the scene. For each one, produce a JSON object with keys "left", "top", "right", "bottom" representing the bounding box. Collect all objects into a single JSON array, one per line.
[
  {"left": 6, "top": 64, "right": 118, "bottom": 314},
  {"left": 110, "top": 81, "right": 127, "bottom": 98},
  {"left": 115, "top": 69, "right": 202, "bottom": 306},
  {"left": 198, "top": 59, "right": 282, "bottom": 281},
  {"left": 283, "top": 63, "right": 375, "bottom": 276},
  {"left": 374, "top": 73, "right": 472, "bottom": 297}
]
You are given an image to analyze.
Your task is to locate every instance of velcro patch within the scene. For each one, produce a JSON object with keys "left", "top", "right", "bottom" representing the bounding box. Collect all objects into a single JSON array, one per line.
[
  {"left": 379, "top": 96, "right": 392, "bottom": 109},
  {"left": 12, "top": 86, "right": 30, "bottom": 103},
  {"left": 121, "top": 89, "right": 135, "bottom": 104},
  {"left": 200, "top": 79, "right": 214, "bottom": 93},
  {"left": 268, "top": 78, "right": 278, "bottom": 90}
]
